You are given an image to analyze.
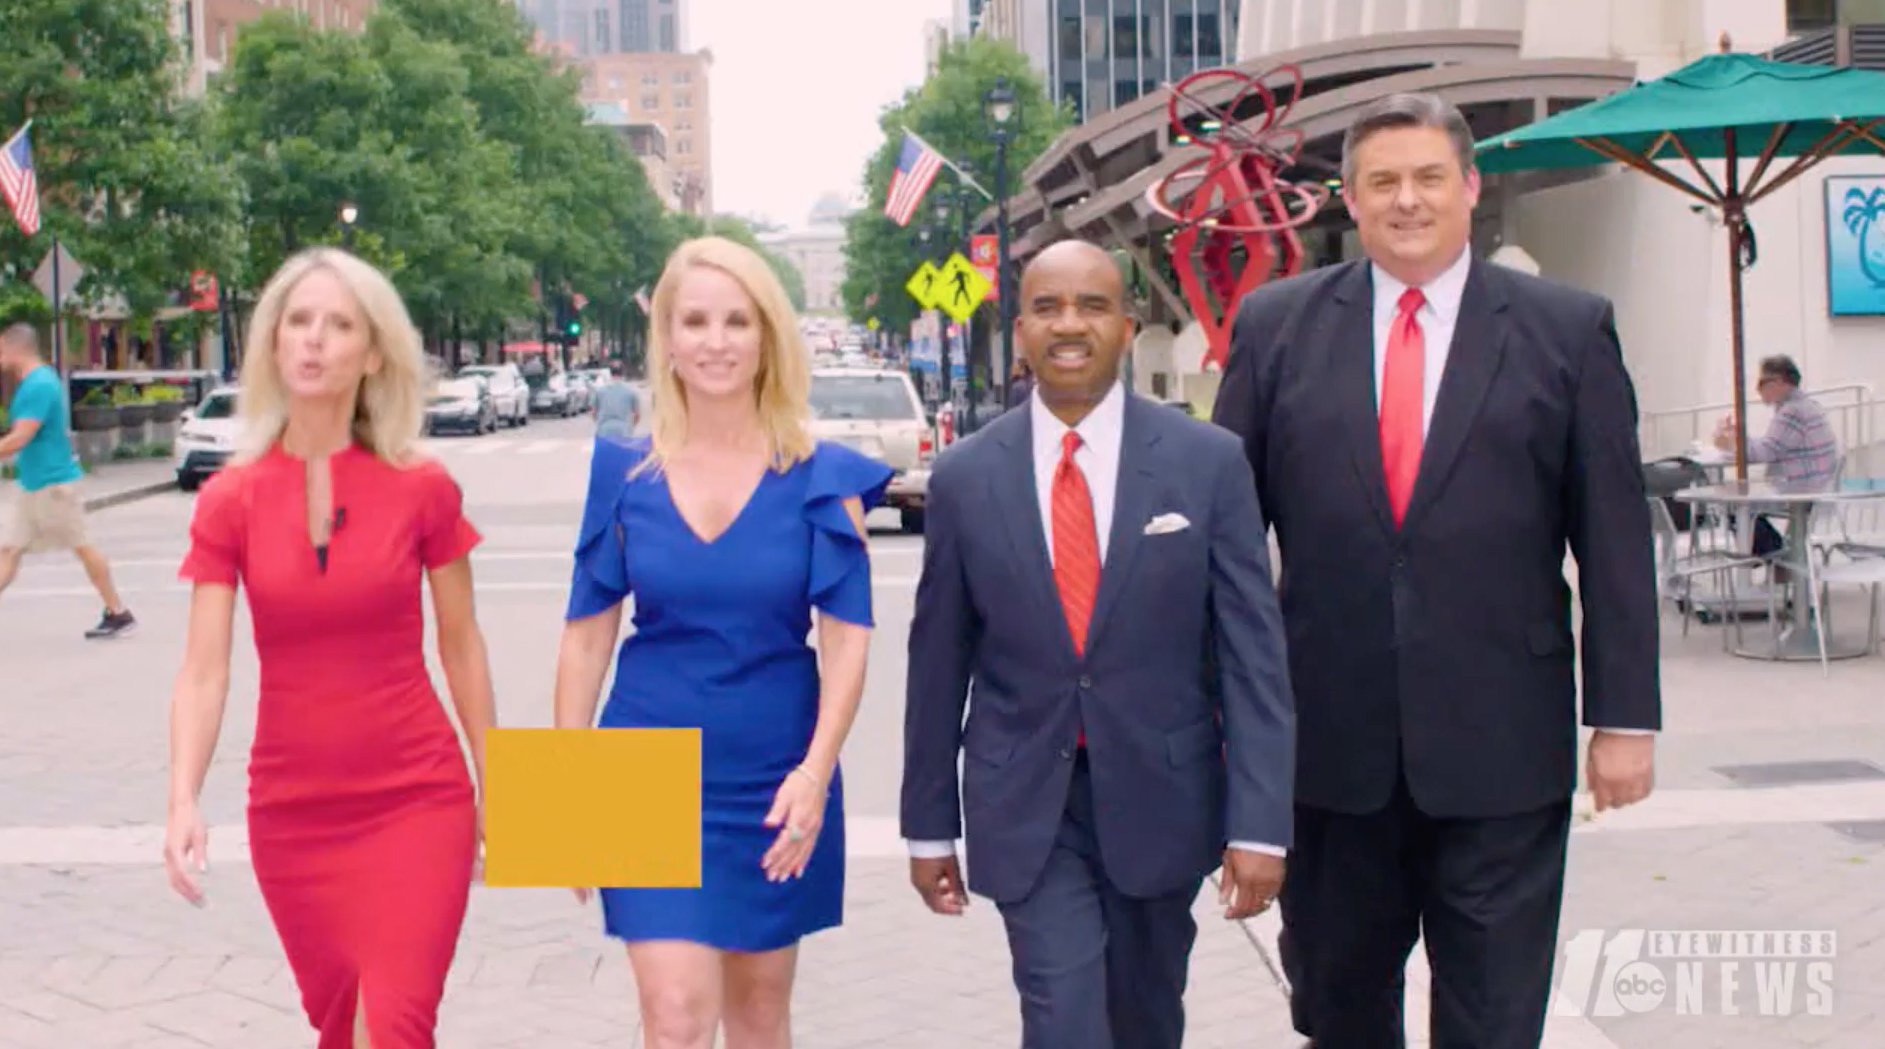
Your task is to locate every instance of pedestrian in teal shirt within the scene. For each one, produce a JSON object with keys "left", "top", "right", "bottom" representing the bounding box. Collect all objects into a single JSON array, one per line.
[{"left": 0, "top": 323, "right": 136, "bottom": 638}]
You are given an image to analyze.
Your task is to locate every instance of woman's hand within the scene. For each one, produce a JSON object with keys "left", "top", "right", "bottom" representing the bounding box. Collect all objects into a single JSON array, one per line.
[
  {"left": 163, "top": 801, "right": 209, "bottom": 906},
  {"left": 761, "top": 766, "right": 827, "bottom": 881}
]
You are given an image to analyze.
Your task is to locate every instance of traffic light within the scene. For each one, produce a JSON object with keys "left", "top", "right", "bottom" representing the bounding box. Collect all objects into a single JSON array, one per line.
[{"left": 565, "top": 315, "right": 581, "bottom": 339}]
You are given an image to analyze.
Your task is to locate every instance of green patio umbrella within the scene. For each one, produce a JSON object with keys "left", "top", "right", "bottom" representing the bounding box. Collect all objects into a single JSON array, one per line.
[{"left": 1475, "top": 39, "right": 1885, "bottom": 479}]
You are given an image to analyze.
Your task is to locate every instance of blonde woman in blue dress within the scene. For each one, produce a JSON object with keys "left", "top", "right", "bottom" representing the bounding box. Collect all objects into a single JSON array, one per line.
[{"left": 552, "top": 236, "right": 892, "bottom": 1049}]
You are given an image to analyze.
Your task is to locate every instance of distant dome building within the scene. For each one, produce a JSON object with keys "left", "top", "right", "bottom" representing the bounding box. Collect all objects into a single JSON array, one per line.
[
  {"left": 807, "top": 193, "right": 854, "bottom": 227},
  {"left": 758, "top": 193, "right": 854, "bottom": 316}
]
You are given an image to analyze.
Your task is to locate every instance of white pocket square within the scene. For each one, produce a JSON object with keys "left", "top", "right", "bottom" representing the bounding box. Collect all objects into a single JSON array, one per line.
[{"left": 1144, "top": 512, "right": 1191, "bottom": 535}]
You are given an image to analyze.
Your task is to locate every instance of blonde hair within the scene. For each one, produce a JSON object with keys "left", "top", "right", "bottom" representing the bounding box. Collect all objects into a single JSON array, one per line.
[
  {"left": 232, "top": 248, "right": 430, "bottom": 465},
  {"left": 636, "top": 236, "right": 814, "bottom": 476}
]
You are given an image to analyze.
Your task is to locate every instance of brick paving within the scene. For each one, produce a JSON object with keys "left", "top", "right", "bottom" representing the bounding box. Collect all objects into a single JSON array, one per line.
[{"left": 0, "top": 862, "right": 1295, "bottom": 1048}]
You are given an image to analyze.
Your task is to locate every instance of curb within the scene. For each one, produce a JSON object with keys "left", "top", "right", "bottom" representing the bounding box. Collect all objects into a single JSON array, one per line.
[{"left": 81, "top": 478, "right": 179, "bottom": 512}]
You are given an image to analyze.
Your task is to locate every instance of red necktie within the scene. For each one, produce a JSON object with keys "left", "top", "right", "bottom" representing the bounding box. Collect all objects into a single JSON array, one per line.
[
  {"left": 1052, "top": 430, "right": 1100, "bottom": 746},
  {"left": 1379, "top": 287, "right": 1426, "bottom": 526}
]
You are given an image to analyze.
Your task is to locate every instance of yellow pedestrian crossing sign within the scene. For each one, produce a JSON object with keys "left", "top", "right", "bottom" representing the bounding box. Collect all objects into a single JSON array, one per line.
[
  {"left": 905, "top": 261, "right": 944, "bottom": 309},
  {"left": 933, "top": 252, "right": 991, "bottom": 324}
]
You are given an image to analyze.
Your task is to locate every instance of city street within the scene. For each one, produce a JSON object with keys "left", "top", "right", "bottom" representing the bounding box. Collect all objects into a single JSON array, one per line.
[{"left": 3, "top": 413, "right": 1885, "bottom": 1047}]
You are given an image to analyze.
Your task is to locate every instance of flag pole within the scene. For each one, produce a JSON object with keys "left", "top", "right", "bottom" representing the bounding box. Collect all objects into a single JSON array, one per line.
[
  {"left": 49, "top": 238, "right": 63, "bottom": 375},
  {"left": 899, "top": 124, "right": 994, "bottom": 201}
]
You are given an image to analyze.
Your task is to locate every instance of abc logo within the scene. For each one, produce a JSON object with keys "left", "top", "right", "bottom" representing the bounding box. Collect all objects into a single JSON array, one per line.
[{"left": 1612, "top": 961, "right": 1666, "bottom": 1012}]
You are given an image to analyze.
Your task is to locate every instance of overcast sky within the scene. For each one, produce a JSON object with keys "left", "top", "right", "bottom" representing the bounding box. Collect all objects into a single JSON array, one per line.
[{"left": 691, "top": 0, "right": 956, "bottom": 228}]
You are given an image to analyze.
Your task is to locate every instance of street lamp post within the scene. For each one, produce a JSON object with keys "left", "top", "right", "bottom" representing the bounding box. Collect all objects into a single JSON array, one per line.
[
  {"left": 932, "top": 197, "right": 957, "bottom": 415},
  {"left": 912, "top": 225, "right": 946, "bottom": 407},
  {"left": 338, "top": 202, "right": 359, "bottom": 249},
  {"left": 984, "top": 77, "right": 1016, "bottom": 414}
]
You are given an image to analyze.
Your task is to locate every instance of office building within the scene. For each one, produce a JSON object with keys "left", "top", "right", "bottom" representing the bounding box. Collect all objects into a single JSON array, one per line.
[
  {"left": 976, "top": 0, "right": 1242, "bottom": 121},
  {"left": 576, "top": 49, "right": 714, "bottom": 214},
  {"left": 515, "top": 0, "right": 689, "bottom": 57}
]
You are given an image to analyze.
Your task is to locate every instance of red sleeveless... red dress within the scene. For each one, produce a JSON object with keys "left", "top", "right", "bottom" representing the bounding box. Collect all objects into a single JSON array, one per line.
[{"left": 179, "top": 442, "right": 482, "bottom": 1048}]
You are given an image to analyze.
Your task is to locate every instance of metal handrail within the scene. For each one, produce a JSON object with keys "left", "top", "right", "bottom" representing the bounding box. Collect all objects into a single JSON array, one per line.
[{"left": 1639, "top": 384, "right": 1872, "bottom": 460}]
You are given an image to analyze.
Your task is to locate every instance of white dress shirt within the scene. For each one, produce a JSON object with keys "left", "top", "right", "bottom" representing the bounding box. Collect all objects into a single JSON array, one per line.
[
  {"left": 907, "top": 382, "right": 1286, "bottom": 859},
  {"left": 1369, "top": 250, "right": 1651, "bottom": 738}
]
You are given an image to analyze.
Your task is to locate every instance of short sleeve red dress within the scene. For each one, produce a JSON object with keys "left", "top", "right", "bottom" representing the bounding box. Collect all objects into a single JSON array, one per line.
[{"left": 179, "top": 442, "right": 481, "bottom": 1049}]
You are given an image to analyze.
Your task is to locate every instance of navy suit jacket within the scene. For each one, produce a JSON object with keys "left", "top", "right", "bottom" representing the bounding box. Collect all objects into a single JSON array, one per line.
[
  {"left": 1212, "top": 258, "right": 1661, "bottom": 819},
  {"left": 900, "top": 391, "right": 1294, "bottom": 903}
]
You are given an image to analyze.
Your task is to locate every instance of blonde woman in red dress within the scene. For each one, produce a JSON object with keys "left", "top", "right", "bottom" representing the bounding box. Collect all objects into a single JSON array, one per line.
[{"left": 163, "top": 247, "right": 497, "bottom": 1049}]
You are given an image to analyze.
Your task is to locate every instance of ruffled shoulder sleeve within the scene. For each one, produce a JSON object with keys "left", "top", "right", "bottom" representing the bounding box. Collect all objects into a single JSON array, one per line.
[
  {"left": 804, "top": 440, "right": 896, "bottom": 627},
  {"left": 177, "top": 464, "right": 250, "bottom": 587},
  {"left": 414, "top": 460, "right": 482, "bottom": 569},
  {"left": 567, "top": 433, "right": 646, "bottom": 620}
]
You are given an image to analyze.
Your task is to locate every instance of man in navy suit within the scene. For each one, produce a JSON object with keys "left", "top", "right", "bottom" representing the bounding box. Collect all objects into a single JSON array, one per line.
[
  {"left": 900, "top": 239, "right": 1295, "bottom": 1049},
  {"left": 1213, "top": 93, "right": 1661, "bottom": 1048}
]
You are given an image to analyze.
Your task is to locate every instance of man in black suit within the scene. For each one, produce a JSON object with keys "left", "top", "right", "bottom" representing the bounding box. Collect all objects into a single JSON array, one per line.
[
  {"left": 901, "top": 240, "right": 1295, "bottom": 1049},
  {"left": 1211, "top": 93, "right": 1662, "bottom": 1048}
]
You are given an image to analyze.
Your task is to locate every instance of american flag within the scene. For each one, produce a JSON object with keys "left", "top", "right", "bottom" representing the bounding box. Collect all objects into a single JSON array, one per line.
[
  {"left": 0, "top": 123, "right": 39, "bottom": 237},
  {"left": 882, "top": 132, "right": 943, "bottom": 227}
]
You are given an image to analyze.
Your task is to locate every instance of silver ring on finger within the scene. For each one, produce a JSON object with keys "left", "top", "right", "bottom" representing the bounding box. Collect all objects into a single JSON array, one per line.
[{"left": 788, "top": 827, "right": 807, "bottom": 843}]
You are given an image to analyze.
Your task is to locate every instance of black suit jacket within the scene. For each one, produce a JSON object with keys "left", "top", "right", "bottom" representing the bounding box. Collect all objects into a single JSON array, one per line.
[
  {"left": 900, "top": 392, "right": 1294, "bottom": 903},
  {"left": 1211, "top": 258, "right": 1660, "bottom": 820}
]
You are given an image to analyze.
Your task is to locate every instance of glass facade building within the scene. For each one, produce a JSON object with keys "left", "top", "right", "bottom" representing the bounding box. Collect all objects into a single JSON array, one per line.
[
  {"left": 517, "top": 0, "right": 684, "bottom": 55},
  {"left": 1048, "top": 0, "right": 1241, "bottom": 122}
]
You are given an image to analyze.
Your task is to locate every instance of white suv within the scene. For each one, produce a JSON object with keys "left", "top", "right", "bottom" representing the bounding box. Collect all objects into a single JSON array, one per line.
[
  {"left": 173, "top": 387, "right": 241, "bottom": 492},
  {"left": 807, "top": 368, "right": 933, "bottom": 533}
]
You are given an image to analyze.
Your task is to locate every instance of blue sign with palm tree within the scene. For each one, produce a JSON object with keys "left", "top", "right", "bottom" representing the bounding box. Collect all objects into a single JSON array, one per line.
[{"left": 1826, "top": 174, "right": 1885, "bottom": 316}]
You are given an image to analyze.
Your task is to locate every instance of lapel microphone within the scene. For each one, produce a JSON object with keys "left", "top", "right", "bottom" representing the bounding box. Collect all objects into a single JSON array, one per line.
[{"left": 315, "top": 508, "right": 348, "bottom": 574}]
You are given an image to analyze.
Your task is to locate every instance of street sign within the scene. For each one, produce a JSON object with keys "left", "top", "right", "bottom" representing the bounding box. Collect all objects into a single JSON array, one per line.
[
  {"left": 933, "top": 252, "right": 990, "bottom": 324},
  {"left": 32, "top": 242, "right": 84, "bottom": 309},
  {"left": 904, "top": 261, "right": 944, "bottom": 309},
  {"left": 970, "top": 235, "right": 999, "bottom": 301}
]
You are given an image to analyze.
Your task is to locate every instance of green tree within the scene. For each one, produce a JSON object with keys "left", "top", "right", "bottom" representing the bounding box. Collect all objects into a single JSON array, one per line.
[
  {"left": 380, "top": 0, "right": 674, "bottom": 341},
  {"left": 840, "top": 38, "right": 1069, "bottom": 333},
  {"left": 215, "top": 13, "right": 420, "bottom": 285},
  {"left": 213, "top": 0, "right": 675, "bottom": 354},
  {"left": 0, "top": 0, "right": 244, "bottom": 338}
]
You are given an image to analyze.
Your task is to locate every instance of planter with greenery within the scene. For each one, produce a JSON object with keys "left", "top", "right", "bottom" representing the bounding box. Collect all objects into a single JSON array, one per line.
[
  {"left": 71, "top": 386, "right": 121, "bottom": 433},
  {"left": 148, "top": 383, "right": 187, "bottom": 423},
  {"left": 114, "top": 384, "right": 154, "bottom": 429},
  {"left": 70, "top": 386, "right": 120, "bottom": 464}
]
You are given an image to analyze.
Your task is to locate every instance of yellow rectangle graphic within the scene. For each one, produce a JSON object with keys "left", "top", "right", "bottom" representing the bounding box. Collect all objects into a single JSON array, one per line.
[{"left": 480, "top": 727, "right": 701, "bottom": 888}]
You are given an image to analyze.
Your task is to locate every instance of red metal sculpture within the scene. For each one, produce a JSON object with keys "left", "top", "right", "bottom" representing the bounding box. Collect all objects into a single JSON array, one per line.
[{"left": 1146, "top": 66, "right": 1330, "bottom": 371}]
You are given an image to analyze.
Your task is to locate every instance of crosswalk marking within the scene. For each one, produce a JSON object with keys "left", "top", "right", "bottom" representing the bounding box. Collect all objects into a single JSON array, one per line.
[{"left": 421, "top": 437, "right": 585, "bottom": 457}]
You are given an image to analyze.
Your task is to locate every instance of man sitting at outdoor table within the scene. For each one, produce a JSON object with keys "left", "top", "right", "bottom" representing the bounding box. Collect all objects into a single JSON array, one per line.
[{"left": 1713, "top": 353, "right": 1840, "bottom": 563}]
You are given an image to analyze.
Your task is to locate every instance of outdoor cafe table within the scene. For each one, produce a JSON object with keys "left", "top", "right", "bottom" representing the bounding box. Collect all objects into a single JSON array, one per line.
[{"left": 1674, "top": 480, "right": 1885, "bottom": 661}]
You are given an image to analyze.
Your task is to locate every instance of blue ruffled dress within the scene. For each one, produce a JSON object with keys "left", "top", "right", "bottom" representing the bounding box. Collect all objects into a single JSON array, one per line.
[{"left": 565, "top": 434, "right": 894, "bottom": 952}]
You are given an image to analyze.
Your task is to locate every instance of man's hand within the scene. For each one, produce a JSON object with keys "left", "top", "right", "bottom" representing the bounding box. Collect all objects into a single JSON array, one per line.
[
  {"left": 1219, "top": 849, "right": 1284, "bottom": 920},
  {"left": 1587, "top": 731, "right": 1655, "bottom": 812},
  {"left": 910, "top": 855, "right": 969, "bottom": 915}
]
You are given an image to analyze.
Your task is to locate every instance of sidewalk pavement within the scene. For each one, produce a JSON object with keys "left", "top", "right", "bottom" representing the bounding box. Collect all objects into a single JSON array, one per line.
[
  {"left": 0, "top": 457, "right": 177, "bottom": 515},
  {"left": 0, "top": 859, "right": 1298, "bottom": 1049}
]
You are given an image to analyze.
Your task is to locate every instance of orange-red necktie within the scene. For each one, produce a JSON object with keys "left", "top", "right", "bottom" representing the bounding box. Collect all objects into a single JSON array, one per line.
[
  {"left": 1052, "top": 430, "right": 1100, "bottom": 746},
  {"left": 1379, "top": 287, "right": 1426, "bottom": 525}
]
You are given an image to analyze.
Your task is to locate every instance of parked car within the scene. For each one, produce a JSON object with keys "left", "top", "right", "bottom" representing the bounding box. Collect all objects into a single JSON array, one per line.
[
  {"left": 457, "top": 363, "right": 529, "bottom": 427},
  {"left": 426, "top": 376, "right": 498, "bottom": 435},
  {"left": 173, "top": 386, "right": 241, "bottom": 492},
  {"left": 807, "top": 367, "right": 933, "bottom": 534},
  {"left": 527, "top": 371, "right": 578, "bottom": 416}
]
